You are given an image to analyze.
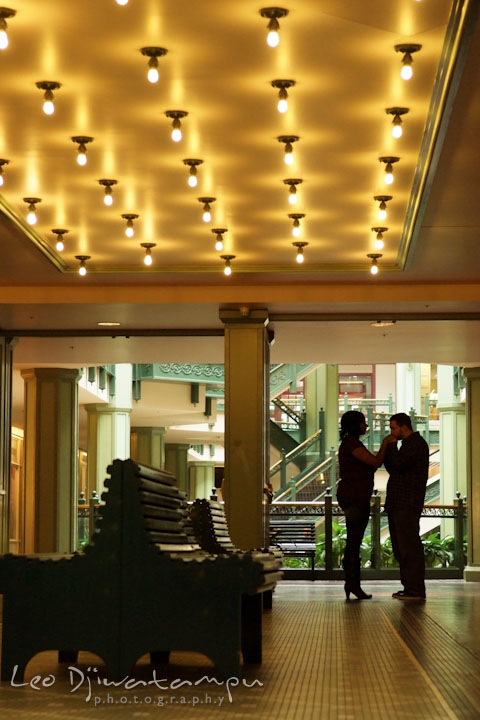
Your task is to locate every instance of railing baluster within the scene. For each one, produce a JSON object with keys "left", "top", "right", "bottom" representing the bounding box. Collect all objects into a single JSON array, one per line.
[
  {"left": 371, "top": 491, "right": 381, "bottom": 570},
  {"left": 325, "top": 488, "right": 333, "bottom": 572},
  {"left": 454, "top": 491, "right": 464, "bottom": 571}
]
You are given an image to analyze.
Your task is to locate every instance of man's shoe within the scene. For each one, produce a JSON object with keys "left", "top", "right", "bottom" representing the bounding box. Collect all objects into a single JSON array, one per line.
[
  {"left": 393, "top": 591, "right": 426, "bottom": 601},
  {"left": 392, "top": 590, "right": 406, "bottom": 598}
]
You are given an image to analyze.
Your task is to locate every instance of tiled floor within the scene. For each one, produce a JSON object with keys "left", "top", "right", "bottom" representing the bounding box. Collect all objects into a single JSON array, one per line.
[{"left": 1, "top": 580, "right": 480, "bottom": 719}]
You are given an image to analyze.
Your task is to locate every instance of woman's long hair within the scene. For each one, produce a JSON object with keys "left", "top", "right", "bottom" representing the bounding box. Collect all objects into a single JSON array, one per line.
[{"left": 340, "top": 410, "right": 366, "bottom": 440}]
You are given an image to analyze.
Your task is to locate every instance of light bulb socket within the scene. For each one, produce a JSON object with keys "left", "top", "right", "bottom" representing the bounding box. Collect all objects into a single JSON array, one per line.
[
  {"left": 36, "top": 80, "right": 61, "bottom": 95},
  {"left": 395, "top": 43, "right": 422, "bottom": 59},
  {"left": 371, "top": 227, "right": 388, "bottom": 239},
  {"left": 278, "top": 135, "right": 299, "bottom": 148},
  {"left": 220, "top": 254, "right": 235, "bottom": 272},
  {"left": 183, "top": 158, "right": 203, "bottom": 171},
  {"left": 141, "top": 46, "right": 168, "bottom": 60},
  {"left": 75, "top": 255, "right": 91, "bottom": 272},
  {"left": 379, "top": 156, "right": 399, "bottom": 175},
  {"left": 284, "top": 178, "right": 302, "bottom": 194},
  {"left": 121, "top": 213, "right": 139, "bottom": 222},
  {"left": 72, "top": 135, "right": 93, "bottom": 159},
  {"left": 212, "top": 228, "right": 227, "bottom": 240},
  {"left": 271, "top": 79, "right": 295, "bottom": 102},
  {"left": 260, "top": 7, "right": 289, "bottom": 21},
  {"left": 140, "top": 242, "right": 156, "bottom": 252},
  {"left": 198, "top": 197, "right": 216, "bottom": 209},
  {"left": 165, "top": 110, "right": 188, "bottom": 122},
  {"left": 367, "top": 253, "right": 382, "bottom": 267},
  {"left": 293, "top": 241, "right": 308, "bottom": 250},
  {"left": 374, "top": 195, "right": 392, "bottom": 210},
  {"left": 23, "top": 197, "right": 41, "bottom": 212}
]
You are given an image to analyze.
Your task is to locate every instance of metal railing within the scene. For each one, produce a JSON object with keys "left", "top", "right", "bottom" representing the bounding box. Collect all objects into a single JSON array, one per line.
[{"left": 270, "top": 429, "right": 323, "bottom": 491}]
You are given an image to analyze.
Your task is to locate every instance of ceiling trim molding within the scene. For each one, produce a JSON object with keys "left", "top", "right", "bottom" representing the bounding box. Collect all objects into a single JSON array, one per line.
[{"left": 398, "top": 0, "right": 479, "bottom": 269}]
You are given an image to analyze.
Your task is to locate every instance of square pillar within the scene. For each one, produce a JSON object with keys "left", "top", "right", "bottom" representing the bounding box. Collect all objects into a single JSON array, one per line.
[
  {"left": 220, "top": 308, "right": 271, "bottom": 550},
  {"left": 131, "top": 426, "right": 166, "bottom": 469},
  {"left": 21, "top": 368, "right": 81, "bottom": 553},
  {"left": 165, "top": 443, "right": 190, "bottom": 494},
  {"left": 464, "top": 367, "right": 480, "bottom": 581},
  {"left": 0, "top": 338, "right": 15, "bottom": 553}
]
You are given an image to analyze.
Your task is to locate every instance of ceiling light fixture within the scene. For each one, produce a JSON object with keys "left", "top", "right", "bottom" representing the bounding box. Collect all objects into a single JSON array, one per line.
[
  {"left": 36, "top": 81, "right": 61, "bottom": 115},
  {"left": 98, "top": 179, "right": 118, "bottom": 206},
  {"left": 97, "top": 321, "right": 121, "bottom": 326},
  {"left": 115, "top": 0, "right": 129, "bottom": 5},
  {"left": 379, "top": 156, "right": 399, "bottom": 185},
  {"left": 367, "top": 253, "right": 382, "bottom": 275},
  {"left": 373, "top": 194, "right": 392, "bottom": 221},
  {"left": 395, "top": 43, "right": 422, "bottom": 81},
  {"left": 23, "top": 197, "right": 41, "bottom": 225},
  {"left": 371, "top": 226, "right": 388, "bottom": 251},
  {"left": 183, "top": 158, "right": 203, "bottom": 188},
  {"left": 198, "top": 197, "right": 216, "bottom": 223},
  {"left": 52, "top": 228, "right": 68, "bottom": 252},
  {"left": 292, "top": 241, "right": 308, "bottom": 264},
  {"left": 371, "top": 320, "right": 396, "bottom": 328},
  {"left": 165, "top": 110, "right": 188, "bottom": 142},
  {"left": 386, "top": 106, "right": 409, "bottom": 138},
  {"left": 0, "top": 7, "right": 16, "bottom": 50},
  {"left": 220, "top": 254, "right": 235, "bottom": 276},
  {"left": 75, "top": 255, "right": 90, "bottom": 276},
  {"left": 284, "top": 178, "right": 302, "bottom": 205},
  {"left": 72, "top": 136, "right": 93, "bottom": 166},
  {"left": 121, "top": 213, "right": 139, "bottom": 238},
  {"left": 140, "top": 46, "right": 168, "bottom": 84},
  {"left": 271, "top": 79, "right": 295, "bottom": 113},
  {"left": 0, "top": 158, "right": 9, "bottom": 186},
  {"left": 278, "top": 135, "right": 299, "bottom": 165},
  {"left": 288, "top": 212, "right": 305, "bottom": 238},
  {"left": 260, "top": 7, "right": 288, "bottom": 48},
  {"left": 140, "top": 242, "right": 156, "bottom": 266},
  {"left": 212, "top": 228, "right": 227, "bottom": 252}
]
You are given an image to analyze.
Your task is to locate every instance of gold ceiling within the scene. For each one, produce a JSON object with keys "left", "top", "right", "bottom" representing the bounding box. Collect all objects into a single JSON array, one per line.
[{"left": 0, "top": 0, "right": 468, "bottom": 279}]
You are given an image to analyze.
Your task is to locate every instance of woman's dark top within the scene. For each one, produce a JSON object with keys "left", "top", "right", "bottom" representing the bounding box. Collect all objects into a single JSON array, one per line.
[{"left": 337, "top": 436, "right": 374, "bottom": 506}]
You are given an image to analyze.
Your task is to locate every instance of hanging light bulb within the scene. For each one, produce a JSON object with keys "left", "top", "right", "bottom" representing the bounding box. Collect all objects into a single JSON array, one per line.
[
  {"left": 260, "top": 7, "right": 288, "bottom": 48},
  {"left": 379, "top": 156, "right": 399, "bottom": 186},
  {"left": 183, "top": 159, "right": 203, "bottom": 188},
  {"left": 293, "top": 241, "right": 308, "bottom": 264},
  {"left": 289, "top": 213, "right": 305, "bottom": 238},
  {"left": 116, "top": 0, "right": 129, "bottom": 5},
  {"left": 271, "top": 79, "right": 295, "bottom": 114},
  {"left": 374, "top": 195, "right": 392, "bottom": 222},
  {"left": 23, "top": 197, "right": 41, "bottom": 226},
  {"left": 140, "top": 47, "right": 168, "bottom": 84},
  {"left": 0, "top": 158, "right": 9, "bottom": 186},
  {"left": 140, "top": 243, "right": 156, "bottom": 266},
  {"left": 75, "top": 255, "right": 90, "bottom": 276},
  {"left": 284, "top": 178, "right": 302, "bottom": 205},
  {"left": 0, "top": 8, "right": 16, "bottom": 51},
  {"left": 121, "top": 213, "right": 139, "bottom": 238},
  {"left": 386, "top": 107, "right": 409, "bottom": 139},
  {"left": 220, "top": 254, "right": 235, "bottom": 276},
  {"left": 372, "top": 227, "right": 388, "bottom": 251},
  {"left": 212, "top": 228, "right": 227, "bottom": 252},
  {"left": 165, "top": 110, "right": 188, "bottom": 142},
  {"left": 198, "top": 197, "right": 216, "bottom": 223},
  {"left": 98, "top": 179, "right": 118, "bottom": 206},
  {"left": 52, "top": 228, "right": 69, "bottom": 252},
  {"left": 72, "top": 136, "right": 93, "bottom": 166},
  {"left": 395, "top": 43, "right": 421, "bottom": 81},
  {"left": 278, "top": 135, "right": 299, "bottom": 166},
  {"left": 367, "top": 253, "right": 382, "bottom": 275},
  {"left": 36, "top": 81, "right": 61, "bottom": 115}
]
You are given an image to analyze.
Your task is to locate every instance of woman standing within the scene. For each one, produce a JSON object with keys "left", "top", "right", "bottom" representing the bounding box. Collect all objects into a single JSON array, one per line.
[{"left": 338, "top": 410, "right": 391, "bottom": 600}]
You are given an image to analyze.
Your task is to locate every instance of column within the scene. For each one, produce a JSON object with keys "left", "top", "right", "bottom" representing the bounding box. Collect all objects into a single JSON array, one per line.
[
  {"left": 464, "top": 367, "right": 480, "bottom": 582},
  {"left": 85, "top": 364, "right": 132, "bottom": 496},
  {"left": 437, "top": 365, "right": 466, "bottom": 536},
  {"left": 131, "top": 426, "right": 166, "bottom": 470},
  {"left": 21, "top": 367, "right": 81, "bottom": 553},
  {"left": 0, "top": 337, "right": 15, "bottom": 553},
  {"left": 189, "top": 460, "right": 216, "bottom": 499},
  {"left": 165, "top": 444, "right": 190, "bottom": 494},
  {"left": 396, "top": 363, "right": 421, "bottom": 414},
  {"left": 305, "top": 364, "right": 339, "bottom": 456},
  {"left": 220, "top": 308, "right": 271, "bottom": 550}
]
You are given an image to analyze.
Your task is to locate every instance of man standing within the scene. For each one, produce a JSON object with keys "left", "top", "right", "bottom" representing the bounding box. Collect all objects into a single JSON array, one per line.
[{"left": 384, "top": 412, "right": 429, "bottom": 600}]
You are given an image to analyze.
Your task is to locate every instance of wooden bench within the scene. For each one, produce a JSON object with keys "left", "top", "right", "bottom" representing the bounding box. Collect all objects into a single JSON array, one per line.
[
  {"left": 0, "top": 459, "right": 269, "bottom": 681},
  {"left": 269, "top": 520, "right": 317, "bottom": 578},
  {"left": 190, "top": 497, "right": 283, "bottom": 612}
]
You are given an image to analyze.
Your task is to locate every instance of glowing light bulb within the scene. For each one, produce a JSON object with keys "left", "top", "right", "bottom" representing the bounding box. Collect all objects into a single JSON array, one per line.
[
  {"left": 288, "top": 192, "right": 297, "bottom": 205},
  {"left": 392, "top": 124, "right": 402, "bottom": 139},
  {"left": 401, "top": 64, "right": 413, "bottom": 81},
  {"left": 27, "top": 211, "right": 37, "bottom": 225},
  {"left": 296, "top": 252, "right": 304, "bottom": 264},
  {"left": 224, "top": 264, "right": 232, "bottom": 276},
  {"left": 203, "top": 210, "right": 212, "bottom": 223},
  {"left": 0, "top": 174, "right": 3, "bottom": 187},
  {"left": 79, "top": 265, "right": 87, "bottom": 276},
  {"left": 378, "top": 208, "right": 387, "bottom": 221},
  {"left": 116, "top": 0, "right": 129, "bottom": 4},
  {"left": 370, "top": 264, "right": 378, "bottom": 275},
  {"left": 77, "top": 151, "right": 87, "bottom": 166},
  {"left": 375, "top": 238, "right": 384, "bottom": 251},
  {"left": 278, "top": 98, "right": 288, "bottom": 113},
  {"left": 188, "top": 175, "right": 198, "bottom": 188},
  {"left": 215, "top": 239, "right": 223, "bottom": 252},
  {"left": 292, "top": 225, "right": 301, "bottom": 238},
  {"left": 267, "top": 30, "right": 279, "bottom": 47},
  {"left": 385, "top": 172, "right": 394, "bottom": 185},
  {"left": 56, "top": 239, "right": 64, "bottom": 252},
  {"left": 144, "top": 254, "right": 152, "bottom": 266},
  {"left": 43, "top": 99, "right": 54, "bottom": 115},
  {"left": 0, "top": 30, "right": 8, "bottom": 50},
  {"left": 104, "top": 193, "right": 113, "bottom": 206},
  {"left": 284, "top": 151, "right": 293, "bottom": 165},
  {"left": 148, "top": 67, "right": 159, "bottom": 83},
  {"left": 171, "top": 127, "right": 182, "bottom": 142},
  {"left": 126, "top": 226, "right": 134, "bottom": 238}
]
